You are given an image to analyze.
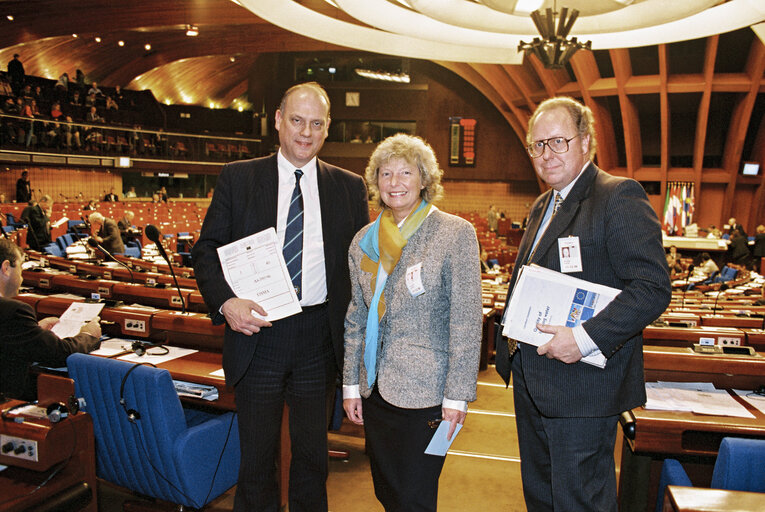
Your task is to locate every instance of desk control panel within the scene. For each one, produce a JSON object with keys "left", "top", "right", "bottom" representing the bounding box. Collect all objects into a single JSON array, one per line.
[
  {"left": 124, "top": 318, "right": 147, "bottom": 333},
  {"left": 1, "top": 434, "right": 38, "bottom": 463}
]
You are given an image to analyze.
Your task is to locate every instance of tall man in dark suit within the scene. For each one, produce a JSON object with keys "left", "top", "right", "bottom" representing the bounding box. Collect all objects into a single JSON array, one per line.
[
  {"left": 22, "top": 194, "right": 52, "bottom": 251},
  {"left": 497, "top": 97, "right": 671, "bottom": 511},
  {"left": 192, "top": 82, "right": 369, "bottom": 512}
]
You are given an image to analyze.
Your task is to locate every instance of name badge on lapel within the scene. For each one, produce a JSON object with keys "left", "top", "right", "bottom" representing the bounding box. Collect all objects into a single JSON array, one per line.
[
  {"left": 558, "top": 236, "right": 583, "bottom": 273},
  {"left": 405, "top": 262, "right": 425, "bottom": 297}
]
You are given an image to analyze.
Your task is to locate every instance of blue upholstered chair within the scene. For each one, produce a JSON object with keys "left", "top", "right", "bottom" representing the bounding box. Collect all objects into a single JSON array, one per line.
[
  {"left": 66, "top": 353, "right": 240, "bottom": 509},
  {"left": 655, "top": 437, "right": 765, "bottom": 512}
]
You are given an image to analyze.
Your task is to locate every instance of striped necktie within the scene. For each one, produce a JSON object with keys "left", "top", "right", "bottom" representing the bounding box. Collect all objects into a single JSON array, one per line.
[
  {"left": 283, "top": 169, "right": 304, "bottom": 300},
  {"left": 552, "top": 192, "right": 563, "bottom": 214}
]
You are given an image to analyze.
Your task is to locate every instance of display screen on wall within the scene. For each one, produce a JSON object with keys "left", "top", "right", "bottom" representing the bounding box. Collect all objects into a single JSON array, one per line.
[{"left": 449, "top": 117, "right": 476, "bottom": 167}]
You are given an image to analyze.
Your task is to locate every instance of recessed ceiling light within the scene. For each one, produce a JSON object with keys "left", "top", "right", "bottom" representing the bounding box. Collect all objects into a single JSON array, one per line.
[
  {"left": 185, "top": 25, "right": 199, "bottom": 37},
  {"left": 118, "top": 40, "right": 125, "bottom": 47},
  {"left": 72, "top": 34, "right": 78, "bottom": 38},
  {"left": 144, "top": 43, "right": 152, "bottom": 51},
  {"left": 7, "top": 15, "right": 14, "bottom": 21},
  {"left": 230, "top": 56, "right": 236, "bottom": 62},
  {"left": 95, "top": 36, "right": 102, "bottom": 43}
]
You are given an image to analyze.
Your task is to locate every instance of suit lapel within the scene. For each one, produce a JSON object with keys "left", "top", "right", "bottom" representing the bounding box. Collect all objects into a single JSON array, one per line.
[
  {"left": 529, "top": 163, "right": 597, "bottom": 264},
  {"left": 517, "top": 191, "right": 552, "bottom": 265},
  {"left": 255, "top": 154, "right": 279, "bottom": 232},
  {"left": 316, "top": 160, "right": 336, "bottom": 285}
]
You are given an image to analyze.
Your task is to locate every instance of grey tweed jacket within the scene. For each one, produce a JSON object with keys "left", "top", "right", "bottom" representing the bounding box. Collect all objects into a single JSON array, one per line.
[{"left": 343, "top": 209, "right": 482, "bottom": 409}]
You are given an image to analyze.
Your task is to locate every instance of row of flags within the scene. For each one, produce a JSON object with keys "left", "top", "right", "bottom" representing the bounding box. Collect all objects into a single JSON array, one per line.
[{"left": 663, "top": 181, "right": 695, "bottom": 236}]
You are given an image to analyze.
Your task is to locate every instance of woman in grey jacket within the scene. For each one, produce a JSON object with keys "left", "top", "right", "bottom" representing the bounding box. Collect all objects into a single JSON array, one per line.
[{"left": 343, "top": 133, "right": 482, "bottom": 511}]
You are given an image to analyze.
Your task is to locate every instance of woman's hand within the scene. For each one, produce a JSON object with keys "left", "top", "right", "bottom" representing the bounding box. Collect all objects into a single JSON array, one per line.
[
  {"left": 442, "top": 407, "right": 466, "bottom": 441},
  {"left": 343, "top": 398, "right": 364, "bottom": 425}
]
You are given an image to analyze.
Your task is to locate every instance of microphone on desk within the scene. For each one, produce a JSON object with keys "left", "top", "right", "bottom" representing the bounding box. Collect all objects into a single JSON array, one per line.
[
  {"left": 87, "top": 237, "right": 135, "bottom": 283},
  {"left": 711, "top": 283, "right": 729, "bottom": 315},
  {"left": 145, "top": 224, "right": 186, "bottom": 314},
  {"left": 680, "top": 264, "right": 695, "bottom": 309}
]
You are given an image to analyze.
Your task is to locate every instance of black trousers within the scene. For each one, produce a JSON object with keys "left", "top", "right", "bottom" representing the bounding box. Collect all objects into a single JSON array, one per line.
[
  {"left": 363, "top": 388, "right": 446, "bottom": 512},
  {"left": 512, "top": 350, "right": 619, "bottom": 512},
  {"left": 233, "top": 303, "right": 334, "bottom": 512}
]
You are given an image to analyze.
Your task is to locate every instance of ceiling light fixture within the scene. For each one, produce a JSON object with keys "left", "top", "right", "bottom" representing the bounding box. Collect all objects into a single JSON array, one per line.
[
  {"left": 118, "top": 40, "right": 125, "bottom": 47},
  {"left": 517, "top": 1, "right": 591, "bottom": 69},
  {"left": 94, "top": 36, "right": 102, "bottom": 43},
  {"left": 185, "top": 25, "right": 199, "bottom": 37},
  {"left": 354, "top": 68, "right": 410, "bottom": 83},
  {"left": 144, "top": 43, "right": 152, "bottom": 51},
  {"left": 7, "top": 15, "right": 14, "bottom": 21}
]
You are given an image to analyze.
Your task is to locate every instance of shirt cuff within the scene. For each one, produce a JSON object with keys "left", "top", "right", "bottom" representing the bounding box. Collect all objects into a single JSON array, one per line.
[
  {"left": 343, "top": 384, "right": 361, "bottom": 400},
  {"left": 442, "top": 397, "right": 468, "bottom": 413},
  {"left": 572, "top": 324, "right": 599, "bottom": 358}
]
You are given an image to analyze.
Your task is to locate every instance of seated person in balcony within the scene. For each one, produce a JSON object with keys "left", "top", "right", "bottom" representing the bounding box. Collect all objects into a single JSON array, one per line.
[
  {"left": 69, "top": 89, "right": 83, "bottom": 108},
  {"left": 0, "top": 238, "right": 101, "bottom": 400},
  {"left": 1, "top": 97, "right": 19, "bottom": 145},
  {"left": 83, "top": 198, "right": 98, "bottom": 211},
  {"left": 105, "top": 95, "right": 118, "bottom": 111},
  {"left": 87, "top": 81, "right": 103, "bottom": 97},
  {"left": 43, "top": 102, "right": 65, "bottom": 148},
  {"left": 62, "top": 115, "right": 81, "bottom": 149},
  {"left": 103, "top": 187, "right": 118, "bottom": 202},
  {"left": 32, "top": 85, "right": 45, "bottom": 104},
  {"left": 89, "top": 211, "right": 125, "bottom": 255},
  {"left": 124, "top": 186, "right": 137, "bottom": 198},
  {"left": 114, "top": 85, "right": 125, "bottom": 104},
  {"left": 151, "top": 193, "right": 161, "bottom": 204},
  {"left": 19, "top": 98, "right": 38, "bottom": 148},
  {"left": 699, "top": 252, "right": 719, "bottom": 276},
  {"left": 158, "top": 186, "right": 169, "bottom": 203},
  {"left": 84, "top": 92, "right": 97, "bottom": 108}
]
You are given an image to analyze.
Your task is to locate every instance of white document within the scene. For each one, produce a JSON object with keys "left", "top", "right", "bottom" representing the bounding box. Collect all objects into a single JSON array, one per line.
[
  {"left": 51, "top": 302, "right": 104, "bottom": 339},
  {"left": 733, "top": 389, "right": 765, "bottom": 415},
  {"left": 216, "top": 228, "right": 302, "bottom": 321},
  {"left": 645, "top": 383, "right": 755, "bottom": 418},
  {"left": 502, "top": 265, "right": 621, "bottom": 368},
  {"left": 90, "top": 338, "right": 134, "bottom": 356},
  {"left": 118, "top": 345, "right": 197, "bottom": 364}
]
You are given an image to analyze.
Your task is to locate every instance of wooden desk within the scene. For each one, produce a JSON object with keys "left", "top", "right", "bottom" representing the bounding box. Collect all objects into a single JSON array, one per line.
[
  {"left": 618, "top": 346, "right": 765, "bottom": 512},
  {"left": 643, "top": 325, "right": 747, "bottom": 349},
  {"left": 0, "top": 377, "right": 98, "bottom": 512},
  {"left": 663, "top": 486, "right": 765, "bottom": 512}
]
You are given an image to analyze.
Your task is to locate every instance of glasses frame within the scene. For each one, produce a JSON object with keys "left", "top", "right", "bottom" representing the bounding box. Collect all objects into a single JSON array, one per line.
[{"left": 527, "top": 134, "right": 580, "bottom": 158}]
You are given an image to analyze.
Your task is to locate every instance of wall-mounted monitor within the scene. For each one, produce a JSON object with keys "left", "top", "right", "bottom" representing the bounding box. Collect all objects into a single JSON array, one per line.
[{"left": 741, "top": 161, "right": 760, "bottom": 176}]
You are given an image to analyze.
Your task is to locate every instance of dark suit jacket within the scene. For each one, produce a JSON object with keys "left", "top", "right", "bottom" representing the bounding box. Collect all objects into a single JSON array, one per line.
[
  {"left": 0, "top": 297, "right": 100, "bottom": 400},
  {"left": 497, "top": 163, "right": 671, "bottom": 417},
  {"left": 99, "top": 218, "right": 125, "bottom": 254},
  {"left": 192, "top": 154, "right": 369, "bottom": 386},
  {"left": 22, "top": 204, "right": 50, "bottom": 251}
]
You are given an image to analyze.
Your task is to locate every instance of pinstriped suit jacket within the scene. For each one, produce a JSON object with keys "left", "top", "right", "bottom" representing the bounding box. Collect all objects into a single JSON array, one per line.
[
  {"left": 497, "top": 163, "right": 671, "bottom": 417},
  {"left": 344, "top": 210, "right": 483, "bottom": 409}
]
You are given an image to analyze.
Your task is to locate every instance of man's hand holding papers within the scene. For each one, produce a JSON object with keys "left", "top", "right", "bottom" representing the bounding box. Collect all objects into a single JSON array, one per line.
[
  {"left": 535, "top": 324, "right": 582, "bottom": 364},
  {"left": 502, "top": 265, "right": 622, "bottom": 368},
  {"left": 221, "top": 297, "right": 272, "bottom": 336}
]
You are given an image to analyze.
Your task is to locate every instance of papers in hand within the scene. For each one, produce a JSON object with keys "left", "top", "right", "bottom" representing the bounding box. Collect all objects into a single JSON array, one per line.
[
  {"left": 424, "top": 421, "right": 463, "bottom": 456},
  {"left": 502, "top": 265, "right": 621, "bottom": 368},
  {"left": 216, "top": 227, "right": 301, "bottom": 322},
  {"left": 51, "top": 302, "right": 104, "bottom": 339}
]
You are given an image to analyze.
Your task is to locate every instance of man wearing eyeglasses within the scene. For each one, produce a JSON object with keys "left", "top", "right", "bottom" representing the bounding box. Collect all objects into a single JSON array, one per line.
[{"left": 496, "top": 97, "right": 671, "bottom": 512}]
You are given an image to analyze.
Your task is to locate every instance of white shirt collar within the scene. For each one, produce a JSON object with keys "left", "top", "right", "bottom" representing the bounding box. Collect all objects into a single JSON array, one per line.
[{"left": 277, "top": 149, "right": 318, "bottom": 182}]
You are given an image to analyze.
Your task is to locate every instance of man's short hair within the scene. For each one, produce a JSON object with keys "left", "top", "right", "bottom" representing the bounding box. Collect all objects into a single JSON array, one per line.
[
  {"left": 527, "top": 96, "right": 598, "bottom": 161},
  {"left": 278, "top": 82, "right": 331, "bottom": 117},
  {"left": 89, "top": 212, "right": 105, "bottom": 224},
  {"left": 0, "top": 239, "right": 21, "bottom": 267}
]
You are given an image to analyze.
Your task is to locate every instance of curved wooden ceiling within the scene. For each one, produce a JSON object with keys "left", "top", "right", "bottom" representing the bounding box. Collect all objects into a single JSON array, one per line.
[{"left": 2, "top": 0, "right": 764, "bottom": 227}]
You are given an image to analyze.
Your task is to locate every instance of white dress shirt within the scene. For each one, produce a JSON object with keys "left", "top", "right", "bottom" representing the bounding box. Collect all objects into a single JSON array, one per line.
[{"left": 276, "top": 150, "right": 326, "bottom": 307}]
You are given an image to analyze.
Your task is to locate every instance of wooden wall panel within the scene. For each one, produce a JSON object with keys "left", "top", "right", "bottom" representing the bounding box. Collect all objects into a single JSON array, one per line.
[{"left": 0, "top": 167, "right": 122, "bottom": 205}]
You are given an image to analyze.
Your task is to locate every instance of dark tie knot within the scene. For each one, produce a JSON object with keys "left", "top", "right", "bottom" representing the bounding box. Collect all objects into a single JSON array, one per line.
[{"left": 295, "top": 169, "right": 303, "bottom": 182}]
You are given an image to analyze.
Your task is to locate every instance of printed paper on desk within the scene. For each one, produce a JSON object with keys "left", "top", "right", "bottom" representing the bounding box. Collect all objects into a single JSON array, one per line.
[
  {"left": 51, "top": 301, "right": 105, "bottom": 339},
  {"left": 502, "top": 265, "right": 621, "bottom": 368},
  {"left": 216, "top": 227, "right": 302, "bottom": 322}
]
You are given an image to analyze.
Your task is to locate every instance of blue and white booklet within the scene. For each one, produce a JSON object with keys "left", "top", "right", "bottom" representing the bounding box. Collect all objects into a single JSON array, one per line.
[{"left": 502, "top": 265, "right": 621, "bottom": 368}]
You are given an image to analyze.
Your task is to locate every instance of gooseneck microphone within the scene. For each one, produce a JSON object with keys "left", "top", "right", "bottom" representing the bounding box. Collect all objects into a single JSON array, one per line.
[
  {"left": 711, "top": 283, "right": 729, "bottom": 315},
  {"left": 145, "top": 224, "right": 186, "bottom": 314},
  {"left": 679, "top": 264, "right": 695, "bottom": 310},
  {"left": 87, "top": 237, "right": 135, "bottom": 283}
]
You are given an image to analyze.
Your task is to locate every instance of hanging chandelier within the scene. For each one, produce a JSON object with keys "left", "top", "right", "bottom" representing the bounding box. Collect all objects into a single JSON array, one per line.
[{"left": 517, "top": 3, "right": 592, "bottom": 69}]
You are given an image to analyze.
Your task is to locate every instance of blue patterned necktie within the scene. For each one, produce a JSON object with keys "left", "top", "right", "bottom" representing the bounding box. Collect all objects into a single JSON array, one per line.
[{"left": 283, "top": 169, "right": 304, "bottom": 300}]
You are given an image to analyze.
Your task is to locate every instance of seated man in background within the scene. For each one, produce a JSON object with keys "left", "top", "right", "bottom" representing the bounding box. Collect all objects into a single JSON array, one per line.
[
  {"left": 117, "top": 210, "right": 134, "bottom": 244},
  {"left": 699, "top": 252, "right": 719, "bottom": 276},
  {"left": 0, "top": 239, "right": 101, "bottom": 400},
  {"left": 89, "top": 212, "right": 125, "bottom": 255}
]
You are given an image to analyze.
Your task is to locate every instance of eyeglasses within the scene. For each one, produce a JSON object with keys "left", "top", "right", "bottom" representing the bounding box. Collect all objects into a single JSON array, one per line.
[{"left": 527, "top": 134, "right": 580, "bottom": 158}]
